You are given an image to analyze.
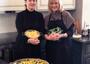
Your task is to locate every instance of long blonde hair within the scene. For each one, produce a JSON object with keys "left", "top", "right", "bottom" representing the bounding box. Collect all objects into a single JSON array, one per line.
[{"left": 48, "top": 0, "right": 64, "bottom": 12}]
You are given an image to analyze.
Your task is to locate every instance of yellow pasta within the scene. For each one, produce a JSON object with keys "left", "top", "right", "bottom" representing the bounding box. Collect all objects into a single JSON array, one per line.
[
  {"left": 13, "top": 58, "right": 49, "bottom": 64},
  {"left": 25, "top": 30, "right": 40, "bottom": 39}
]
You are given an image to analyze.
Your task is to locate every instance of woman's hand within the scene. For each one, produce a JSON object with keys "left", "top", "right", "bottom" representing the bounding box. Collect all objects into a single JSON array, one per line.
[
  {"left": 45, "top": 33, "right": 62, "bottom": 41},
  {"left": 27, "top": 38, "right": 40, "bottom": 45},
  {"left": 45, "top": 33, "right": 68, "bottom": 41},
  {"left": 45, "top": 34, "right": 52, "bottom": 40}
]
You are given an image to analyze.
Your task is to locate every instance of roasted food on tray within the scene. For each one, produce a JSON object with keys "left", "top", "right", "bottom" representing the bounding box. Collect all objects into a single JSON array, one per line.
[{"left": 12, "top": 58, "right": 49, "bottom": 64}]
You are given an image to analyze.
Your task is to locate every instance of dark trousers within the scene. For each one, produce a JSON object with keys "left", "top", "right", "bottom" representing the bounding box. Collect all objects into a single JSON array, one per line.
[{"left": 11, "top": 43, "right": 41, "bottom": 62}]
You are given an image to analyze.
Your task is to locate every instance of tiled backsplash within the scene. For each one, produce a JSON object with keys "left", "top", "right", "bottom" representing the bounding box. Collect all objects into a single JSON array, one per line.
[{"left": 0, "top": 14, "right": 17, "bottom": 33}]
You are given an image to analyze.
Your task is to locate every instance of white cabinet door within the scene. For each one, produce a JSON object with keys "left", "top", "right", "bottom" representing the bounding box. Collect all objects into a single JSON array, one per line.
[
  {"left": 0, "top": 0, "right": 25, "bottom": 11},
  {"left": 37, "top": 0, "right": 75, "bottom": 11}
]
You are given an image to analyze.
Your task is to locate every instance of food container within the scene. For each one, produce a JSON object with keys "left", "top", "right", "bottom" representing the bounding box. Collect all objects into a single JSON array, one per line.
[
  {"left": 24, "top": 30, "right": 40, "bottom": 39},
  {"left": 11, "top": 58, "right": 49, "bottom": 64}
]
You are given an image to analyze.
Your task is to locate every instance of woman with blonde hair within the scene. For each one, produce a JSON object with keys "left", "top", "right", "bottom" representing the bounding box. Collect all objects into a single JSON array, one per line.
[{"left": 45, "top": 0, "right": 75, "bottom": 64}]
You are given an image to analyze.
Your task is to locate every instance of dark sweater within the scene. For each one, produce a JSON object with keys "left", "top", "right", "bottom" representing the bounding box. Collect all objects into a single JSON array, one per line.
[{"left": 16, "top": 9, "right": 45, "bottom": 44}]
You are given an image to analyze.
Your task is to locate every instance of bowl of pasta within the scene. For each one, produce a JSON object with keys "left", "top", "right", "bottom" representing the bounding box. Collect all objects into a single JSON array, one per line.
[
  {"left": 24, "top": 30, "right": 40, "bottom": 39},
  {"left": 12, "top": 58, "right": 49, "bottom": 64},
  {"left": 72, "top": 34, "right": 82, "bottom": 39}
]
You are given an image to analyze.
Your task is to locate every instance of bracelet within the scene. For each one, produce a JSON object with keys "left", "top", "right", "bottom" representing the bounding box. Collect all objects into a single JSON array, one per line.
[{"left": 63, "top": 33, "right": 68, "bottom": 37}]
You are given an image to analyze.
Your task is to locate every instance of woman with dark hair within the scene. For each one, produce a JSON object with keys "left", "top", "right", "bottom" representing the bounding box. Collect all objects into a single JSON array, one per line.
[
  {"left": 45, "top": 0, "right": 75, "bottom": 64},
  {"left": 13, "top": 0, "right": 45, "bottom": 61}
]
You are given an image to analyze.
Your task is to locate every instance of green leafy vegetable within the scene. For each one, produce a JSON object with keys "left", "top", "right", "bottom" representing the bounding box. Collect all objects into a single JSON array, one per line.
[{"left": 48, "top": 27, "right": 63, "bottom": 34}]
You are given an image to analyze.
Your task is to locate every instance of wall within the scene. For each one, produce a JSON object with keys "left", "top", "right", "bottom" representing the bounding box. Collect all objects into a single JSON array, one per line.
[
  {"left": 82, "top": 0, "right": 90, "bottom": 29},
  {"left": 73, "top": 0, "right": 83, "bottom": 22}
]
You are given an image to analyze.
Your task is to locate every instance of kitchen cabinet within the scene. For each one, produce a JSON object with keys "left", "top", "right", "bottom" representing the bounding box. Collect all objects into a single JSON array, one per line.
[
  {"left": 37, "top": 0, "right": 76, "bottom": 11},
  {"left": 72, "top": 38, "right": 90, "bottom": 64},
  {"left": 0, "top": 0, "right": 25, "bottom": 12},
  {"left": 0, "top": 0, "right": 75, "bottom": 12},
  {"left": 0, "top": 32, "right": 17, "bottom": 62}
]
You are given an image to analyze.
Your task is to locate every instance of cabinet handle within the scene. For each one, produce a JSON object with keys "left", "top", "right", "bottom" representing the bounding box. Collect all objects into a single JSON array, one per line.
[{"left": 5, "top": 11, "right": 16, "bottom": 13}]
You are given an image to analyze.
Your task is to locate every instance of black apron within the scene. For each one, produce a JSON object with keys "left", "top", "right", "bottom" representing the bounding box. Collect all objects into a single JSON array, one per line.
[{"left": 46, "top": 13, "right": 72, "bottom": 64}]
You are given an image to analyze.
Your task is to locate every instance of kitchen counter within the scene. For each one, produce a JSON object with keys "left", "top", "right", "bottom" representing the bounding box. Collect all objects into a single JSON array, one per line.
[
  {"left": 0, "top": 32, "right": 17, "bottom": 45},
  {"left": 73, "top": 37, "right": 90, "bottom": 43}
]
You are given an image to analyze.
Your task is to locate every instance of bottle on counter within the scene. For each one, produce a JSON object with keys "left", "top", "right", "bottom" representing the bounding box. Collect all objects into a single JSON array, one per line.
[
  {"left": 82, "top": 24, "right": 90, "bottom": 39},
  {"left": 88, "top": 29, "right": 90, "bottom": 39}
]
